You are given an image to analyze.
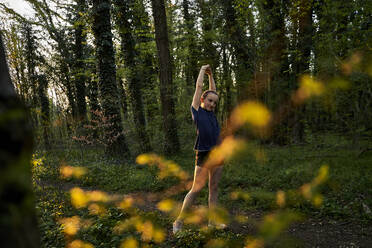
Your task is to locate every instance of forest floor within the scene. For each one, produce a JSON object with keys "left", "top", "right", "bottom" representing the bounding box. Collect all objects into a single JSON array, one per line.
[
  {"left": 32, "top": 133, "right": 372, "bottom": 247},
  {"left": 37, "top": 178, "right": 372, "bottom": 248}
]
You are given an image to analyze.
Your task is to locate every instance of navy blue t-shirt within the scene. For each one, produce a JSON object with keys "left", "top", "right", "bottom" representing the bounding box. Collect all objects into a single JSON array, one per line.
[{"left": 191, "top": 106, "right": 220, "bottom": 151}]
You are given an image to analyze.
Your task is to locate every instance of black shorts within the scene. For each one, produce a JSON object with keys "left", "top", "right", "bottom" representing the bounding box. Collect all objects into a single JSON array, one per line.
[{"left": 195, "top": 150, "right": 210, "bottom": 167}]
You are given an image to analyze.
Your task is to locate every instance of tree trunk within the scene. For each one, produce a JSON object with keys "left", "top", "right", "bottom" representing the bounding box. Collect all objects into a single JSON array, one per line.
[
  {"left": 292, "top": 0, "right": 313, "bottom": 144},
  {"left": 22, "top": 24, "right": 39, "bottom": 127},
  {"left": 37, "top": 74, "right": 50, "bottom": 148},
  {"left": 131, "top": 0, "right": 159, "bottom": 138},
  {"left": 222, "top": 43, "right": 232, "bottom": 120},
  {"left": 91, "top": 0, "right": 130, "bottom": 157},
  {"left": 182, "top": 0, "right": 199, "bottom": 93},
  {"left": 261, "top": 0, "right": 290, "bottom": 145},
  {"left": 197, "top": 0, "right": 219, "bottom": 69},
  {"left": 221, "top": 0, "right": 253, "bottom": 102},
  {"left": 116, "top": 77, "right": 128, "bottom": 120},
  {"left": 113, "top": 0, "right": 152, "bottom": 153},
  {"left": 150, "top": 0, "right": 180, "bottom": 154},
  {"left": 74, "top": 0, "right": 88, "bottom": 122},
  {"left": 0, "top": 31, "right": 40, "bottom": 248}
]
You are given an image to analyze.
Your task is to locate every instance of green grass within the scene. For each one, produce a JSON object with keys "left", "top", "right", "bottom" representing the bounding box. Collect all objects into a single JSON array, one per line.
[{"left": 32, "top": 133, "right": 372, "bottom": 247}]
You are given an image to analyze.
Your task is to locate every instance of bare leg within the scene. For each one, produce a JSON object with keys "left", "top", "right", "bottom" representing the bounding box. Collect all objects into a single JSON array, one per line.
[
  {"left": 208, "top": 166, "right": 223, "bottom": 209},
  {"left": 175, "top": 165, "right": 208, "bottom": 222}
]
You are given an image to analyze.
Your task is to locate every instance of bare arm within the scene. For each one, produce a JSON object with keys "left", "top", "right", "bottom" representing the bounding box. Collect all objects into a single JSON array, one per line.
[
  {"left": 191, "top": 65, "right": 209, "bottom": 110},
  {"left": 205, "top": 67, "right": 216, "bottom": 91}
]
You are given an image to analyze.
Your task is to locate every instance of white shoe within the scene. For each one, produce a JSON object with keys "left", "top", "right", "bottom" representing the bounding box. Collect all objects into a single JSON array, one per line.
[{"left": 172, "top": 220, "right": 183, "bottom": 234}]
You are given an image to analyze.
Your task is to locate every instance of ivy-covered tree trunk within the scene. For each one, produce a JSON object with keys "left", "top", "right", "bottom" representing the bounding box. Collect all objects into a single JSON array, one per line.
[
  {"left": 113, "top": 0, "right": 152, "bottom": 153},
  {"left": 5, "top": 25, "right": 26, "bottom": 104},
  {"left": 91, "top": 0, "right": 130, "bottom": 157},
  {"left": 116, "top": 77, "right": 128, "bottom": 120},
  {"left": 131, "top": 0, "right": 159, "bottom": 135},
  {"left": 150, "top": 0, "right": 180, "bottom": 154},
  {"left": 0, "top": 32, "right": 39, "bottom": 248},
  {"left": 292, "top": 0, "right": 313, "bottom": 143},
  {"left": 222, "top": 42, "right": 232, "bottom": 120},
  {"left": 182, "top": 0, "right": 199, "bottom": 92},
  {"left": 24, "top": 0, "right": 77, "bottom": 119},
  {"left": 261, "top": 0, "right": 290, "bottom": 145},
  {"left": 86, "top": 56, "right": 100, "bottom": 115},
  {"left": 87, "top": 65, "right": 100, "bottom": 139},
  {"left": 221, "top": 0, "right": 253, "bottom": 102},
  {"left": 197, "top": 0, "right": 219, "bottom": 70},
  {"left": 22, "top": 23, "right": 39, "bottom": 127},
  {"left": 73, "top": 0, "right": 88, "bottom": 121},
  {"left": 37, "top": 74, "right": 50, "bottom": 148}
]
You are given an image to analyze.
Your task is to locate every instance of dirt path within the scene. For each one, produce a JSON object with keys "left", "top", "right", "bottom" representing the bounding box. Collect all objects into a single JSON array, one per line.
[{"left": 287, "top": 219, "right": 371, "bottom": 247}]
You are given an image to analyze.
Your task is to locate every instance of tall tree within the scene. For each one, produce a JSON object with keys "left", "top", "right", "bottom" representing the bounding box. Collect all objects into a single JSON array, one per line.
[
  {"left": 221, "top": 0, "right": 253, "bottom": 102},
  {"left": 91, "top": 0, "right": 130, "bottom": 156},
  {"left": 73, "top": 0, "right": 88, "bottom": 121},
  {"left": 260, "top": 0, "right": 290, "bottom": 144},
  {"left": 37, "top": 74, "right": 50, "bottom": 148},
  {"left": 4, "top": 25, "right": 27, "bottom": 104},
  {"left": 196, "top": 0, "right": 219, "bottom": 70},
  {"left": 24, "top": 0, "right": 77, "bottom": 118},
  {"left": 182, "top": 0, "right": 199, "bottom": 92},
  {"left": 0, "top": 31, "right": 39, "bottom": 248},
  {"left": 150, "top": 0, "right": 180, "bottom": 154},
  {"left": 132, "top": 0, "right": 159, "bottom": 135},
  {"left": 291, "top": 0, "right": 313, "bottom": 143},
  {"left": 21, "top": 23, "right": 38, "bottom": 124},
  {"left": 113, "top": 0, "right": 152, "bottom": 153},
  {"left": 221, "top": 41, "right": 233, "bottom": 120}
]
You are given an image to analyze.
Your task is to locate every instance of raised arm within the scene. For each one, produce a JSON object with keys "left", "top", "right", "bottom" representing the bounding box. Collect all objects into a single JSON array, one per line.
[
  {"left": 192, "top": 65, "right": 209, "bottom": 110},
  {"left": 205, "top": 66, "right": 216, "bottom": 91}
]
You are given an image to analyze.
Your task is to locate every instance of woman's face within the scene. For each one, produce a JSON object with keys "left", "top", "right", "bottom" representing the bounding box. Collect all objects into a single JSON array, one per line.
[{"left": 201, "top": 93, "right": 219, "bottom": 111}]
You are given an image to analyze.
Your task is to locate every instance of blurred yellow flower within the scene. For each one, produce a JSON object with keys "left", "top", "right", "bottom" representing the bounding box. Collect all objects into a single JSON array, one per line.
[
  {"left": 157, "top": 199, "right": 175, "bottom": 212},
  {"left": 70, "top": 187, "right": 89, "bottom": 208},
  {"left": 87, "top": 190, "right": 109, "bottom": 202},
  {"left": 59, "top": 216, "right": 81, "bottom": 236},
  {"left": 300, "top": 183, "right": 312, "bottom": 200},
  {"left": 138, "top": 221, "right": 153, "bottom": 241},
  {"left": 312, "top": 194, "right": 323, "bottom": 207},
  {"left": 120, "top": 237, "right": 138, "bottom": 248},
  {"left": 136, "top": 154, "right": 151, "bottom": 165},
  {"left": 67, "top": 240, "right": 94, "bottom": 248},
  {"left": 205, "top": 136, "right": 245, "bottom": 168},
  {"left": 231, "top": 101, "right": 271, "bottom": 128},
  {"left": 153, "top": 229, "right": 165, "bottom": 243},
  {"left": 276, "top": 190, "right": 286, "bottom": 208},
  {"left": 230, "top": 191, "right": 250, "bottom": 201},
  {"left": 245, "top": 238, "right": 264, "bottom": 248},
  {"left": 118, "top": 196, "right": 134, "bottom": 210},
  {"left": 313, "top": 165, "right": 329, "bottom": 185},
  {"left": 60, "top": 166, "right": 87, "bottom": 179},
  {"left": 295, "top": 75, "right": 325, "bottom": 103},
  {"left": 88, "top": 203, "right": 107, "bottom": 216}
]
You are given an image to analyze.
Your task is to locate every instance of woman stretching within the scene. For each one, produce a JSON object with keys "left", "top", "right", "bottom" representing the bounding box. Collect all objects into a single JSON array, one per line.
[{"left": 173, "top": 65, "right": 224, "bottom": 234}]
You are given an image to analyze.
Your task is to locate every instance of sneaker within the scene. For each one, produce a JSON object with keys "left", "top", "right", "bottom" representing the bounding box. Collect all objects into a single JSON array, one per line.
[
  {"left": 208, "top": 223, "right": 227, "bottom": 230},
  {"left": 172, "top": 220, "right": 183, "bottom": 234}
]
